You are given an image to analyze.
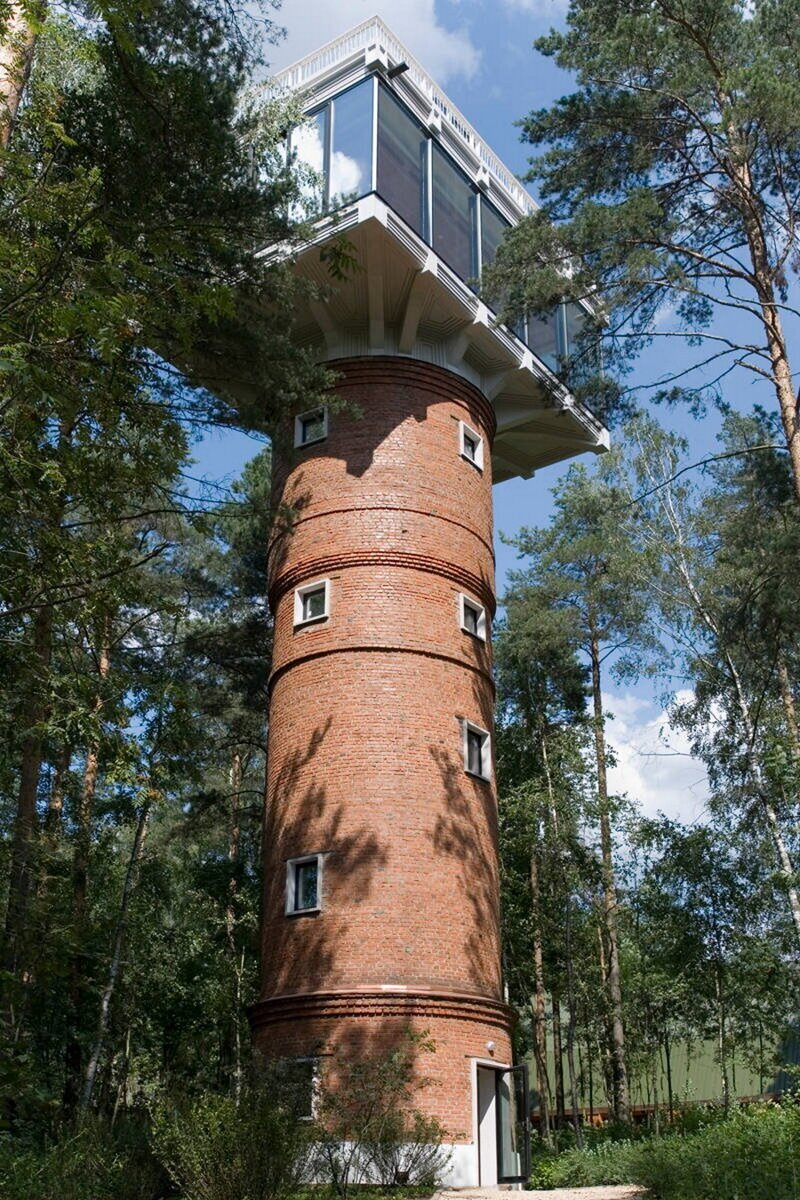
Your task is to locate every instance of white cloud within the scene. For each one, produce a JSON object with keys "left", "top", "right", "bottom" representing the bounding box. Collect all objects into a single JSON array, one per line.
[
  {"left": 497, "top": 0, "right": 567, "bottom": 14},
  {"left": 605, "top": 689, "right": 710, "bottom": 824},
  {"left": 266, "top": 1, "right": 480, "bottom": 85}
]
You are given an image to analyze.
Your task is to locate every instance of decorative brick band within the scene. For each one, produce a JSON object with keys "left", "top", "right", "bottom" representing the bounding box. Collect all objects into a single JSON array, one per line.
[
  {"left": 249, "top": 985, "right": 514, "bottom": 1032},
  {"left": 327, "top": 357, "right": 497, "bottom": 441},
  {"left": 269, "top": 503, "right": 496, "bottom": 564},
  {"left": 269, "top": 642, "right": 495, "bottom": 694},
  {"left": 269, "top": 550, "right": 496, "bottom": 613}
]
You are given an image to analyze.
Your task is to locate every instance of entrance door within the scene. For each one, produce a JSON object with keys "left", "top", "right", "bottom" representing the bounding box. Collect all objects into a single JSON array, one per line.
[{"left": 477, "top": 1064, "right": 530, "bottom": 1185}]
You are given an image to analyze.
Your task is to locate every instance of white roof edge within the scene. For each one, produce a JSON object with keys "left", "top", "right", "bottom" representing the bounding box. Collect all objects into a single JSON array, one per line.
[{"left": 264, "top": 16, "right": 539, "bottom": 221}]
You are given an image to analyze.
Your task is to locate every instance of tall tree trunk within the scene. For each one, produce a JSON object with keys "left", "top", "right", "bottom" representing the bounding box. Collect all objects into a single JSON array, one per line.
[
  {"left": 0, "top": 0, "right": 43, "bottom": 149},
  {"left": 46, "top": 745, "right": 71, "bottom": 837},
  {"left": 64, "top": 626, "right": 111, "bottom": 1118},
  {"left": 551, "top": 985, "right": 566, "bottom": 1130},
  {"left": 590, "top": 628, "right": 630, "bottom": 1123},
  {"left": 529, "top": 848, "right": 552, "bottom": 1144},
  {"left": 226, "top": 748, "right": 243, "bottom": 1104},
  {"left": 713, "top": 959, "right": 730, "bottom": 1110},
  {"left": 663, "top": 1024, "right": 674, "bottom": 1124},
  {"left": 80, "top": 800, "right": 150, "bottom": 1114},
  {"left": 2, "top": 602, "right": 53, "bottom": 1005},
  {"left": 777, "top": 653, "right": 800, "bottom": 756},
  {"left": 564, "top": 898, "right": 584, "bottom": 1147}
]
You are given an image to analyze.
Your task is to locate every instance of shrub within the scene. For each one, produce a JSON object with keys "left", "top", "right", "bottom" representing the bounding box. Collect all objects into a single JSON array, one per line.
[
  {"left": 0, "top": 1118, "right": 166, "bottom": 1200},
  {"left": 151, "top": 1078, "right": 313, "bottom": 1200},
  {"left": 313, "top": 1028, "right": 450, "bottom": 1199}
]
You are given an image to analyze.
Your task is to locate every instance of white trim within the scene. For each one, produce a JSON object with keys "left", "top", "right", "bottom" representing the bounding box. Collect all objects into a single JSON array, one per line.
[
  {"left": 459, "top": 420, "right": 484, "bottom": 470},
  {"left": 460, "top": 718, "right": 492, "bottom": 781},
  {"left": 294, "top": 405, "right": 329, "bottom": 448},
  {"left": 294, "top": 578, "right": 330, "bottom": 627},
  {"left": 285, "top": 853, "right": 324, "bottom": 915},
  {"left": 459, "top": 593, "right": 487, "bottom": 642}
]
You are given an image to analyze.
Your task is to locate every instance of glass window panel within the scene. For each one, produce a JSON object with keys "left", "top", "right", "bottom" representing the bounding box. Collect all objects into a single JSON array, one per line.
[
  {"left": 377, "top": 85, "right": 426, "bottom": 236},
  {"left": 480, "top": 197, "right": 510, "bottom": 271},
  {"left": 467, "top": 729, "right": 483, "bottom": 775},
  {"left": 526, "top": 310, "right": 560, "bottom": 374},
  {"left": 463, "top": 602, "right": 480, "bottom": 637},
  {"left": 300, "top": 410, "right": 325, "bottom": 444},
  {"left": 330, "top": 80, "right": 373, "bottom": 205},
  {"left": 291, "top": 108, "right": 327, "bottom": 215},
  {"left": 294, "top": 859, "right": 319, "bottom": 910},
  {"left": 563, "top": 301, "right": 601, "bottom": 389},
  {"left": 302, "top": 587, "right": 326, "bottom": 622},
  {"left": 432, "top": 143, "right": 477, "bottom": 281}
]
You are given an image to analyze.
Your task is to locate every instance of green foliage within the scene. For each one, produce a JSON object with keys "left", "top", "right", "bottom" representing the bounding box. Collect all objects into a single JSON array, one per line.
[
  {"left": 314, "top": 1030, "right": 451, "bottom": 1198},
  {"left": 0, "top": 1118, "right": 167, "bottom": 1200},
  {"left": 152, "top": 1079, "right": 312, "bottom": 1200}
]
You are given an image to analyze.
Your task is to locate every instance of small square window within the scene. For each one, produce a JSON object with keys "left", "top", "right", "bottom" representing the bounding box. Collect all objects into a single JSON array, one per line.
[
  {"left": 461, "top": 719, "right": 491, "bottom": 780},
  {"left": 294, "top": 579, "right": 330, "bottom": 627},
  {"left": 459, "top": 420, "right": 484, "bottom": 470},
  {"left": 459, "top": 593, "right": 487, "bottom": 641},
  {"left": 286, "top": 854, "right": 322, "bottom": 914},
  {"left": 294, "top": 406, "right": 328, "bottom": 448}
]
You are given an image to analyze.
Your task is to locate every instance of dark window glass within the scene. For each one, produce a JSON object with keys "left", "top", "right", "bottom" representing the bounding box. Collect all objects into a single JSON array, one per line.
[
  {"left": 285, "top": 1059, "right": 316, "bottom": 1119},
  {"left": 432, "top": 143, "right": 477, "bottom": 281},
  {"left": 294, "top": 859, "right": 319, "bottom": 910},
  {"left": 562, "top": 301, "right": 600, "bottom": 389},
  {"left": 480, "top": 198, "right": 510, "bottom": 271},
  {"left": 526, "top": 311, "right": 560, "bottom": 374},
  {"left": 291, "top": 108, "right": 327, "bottom": 214},
  {"left": 377, "top": 85, "right": 426, "bottom": 235},
  {"left": 463, "top": 430, "right": 479, "bottom": 461},
  {"left": 301, "top": 587, "right": 326, "bottom": 622},
  {"left": 463, "top": 602, "right": 481, "bottom": 637},
  {"left": 300, "top": 410, "right": 325, "bottom": 444},
  {"left": 330, "top": 80, "right": 373, "bottom": 204},
  {"left": 467, "top": 729, "right": 484, "bottom": 776}
]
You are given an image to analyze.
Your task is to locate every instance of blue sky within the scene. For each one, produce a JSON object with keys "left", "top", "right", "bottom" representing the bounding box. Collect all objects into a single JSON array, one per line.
[{"left": 193, "top": 0, "right": 750, "bottom": 825}]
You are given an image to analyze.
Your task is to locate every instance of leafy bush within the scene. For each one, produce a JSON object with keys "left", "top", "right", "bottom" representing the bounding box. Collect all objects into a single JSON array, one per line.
[
  {"left": 313, "top": 1029, "right": 450, "bottom": 1198},
  {"left": 547, "top": 1137, "right": 642, "bottom": 1187},
  {"left": 151, "top": 1079, "right": 313, "bottom": 1200},
  {"left": 0, "top": 1118, "right": 167, "bottom": 1200},
  {"left": 635, "top": 1101, "right": 800, "bottom": 1200}
]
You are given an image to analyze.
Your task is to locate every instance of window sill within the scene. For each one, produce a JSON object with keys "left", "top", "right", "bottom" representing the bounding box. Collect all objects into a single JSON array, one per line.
[
  {"left": 294, "top": 615, "right": 329, "bottom": 629},
  {"left": 465, "top": 767, "right": 491, "bottom": 782},
  {"left": 459, "top": 451, "right": 483, "bottom": 471},
  {"left": 285, "top": 906, "right": 322, "bottom": 918}
]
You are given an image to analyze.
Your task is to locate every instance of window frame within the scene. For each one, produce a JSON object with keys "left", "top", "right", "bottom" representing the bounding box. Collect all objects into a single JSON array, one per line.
[
  {"left": 294, "top": 405, "right": 329, "bottom": 449},
  {"left": 285, "top": 853, "right": 324, "bottom": 916},
  {"left": 459, "top": 420, "right": 484, "bottom": 470},
  {"left": 459, "top": 593, "right": 487, "bottom": 642},
  {"left": 294, "top": 579, "right": 330, "bottom": 628},
  {"left": 287, "top": 1056, "right": 320, "bottom": 1121},
  {"left": 461, "top": 719, "right": 492, "bottom": 781}
]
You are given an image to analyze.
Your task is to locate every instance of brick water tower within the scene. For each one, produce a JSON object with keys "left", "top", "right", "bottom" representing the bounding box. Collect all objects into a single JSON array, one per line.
[{"left": 248, "top": 18, "right": 607, "bottom": 1186}]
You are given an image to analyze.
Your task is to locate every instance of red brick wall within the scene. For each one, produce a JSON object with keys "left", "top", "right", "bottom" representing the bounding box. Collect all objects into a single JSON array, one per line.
[{"left": 253, "top": 358, "right": 514, "bottom": 1144}]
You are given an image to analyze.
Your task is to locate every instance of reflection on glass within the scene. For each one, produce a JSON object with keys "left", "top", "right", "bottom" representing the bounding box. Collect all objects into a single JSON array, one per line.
[
  {"left": 527, "top": 310, "right": 560, "bottom": 374},
  {"left": 563, "top": 301, "right": 600, "bottom": 388},
  {"left": 295, "top": 859, "right": 319, "bottom": 910},
  {"left": 291, "top": 108, "right": 327, "bottom": 215},
  {"left": 497, "top": 1069, "right": 529, "bottom": 1181},
  {"left": 480, "top": 197, "right": 510, "bottom": 271},
  {"left": 377, "top": 85, "right": 427, "bottom": 236},
  {"left": 432, "top": 143, "right": 476, "bottom": 281},
  {"left": 330, "top": 80, "right": 373, "bottom": 204}
]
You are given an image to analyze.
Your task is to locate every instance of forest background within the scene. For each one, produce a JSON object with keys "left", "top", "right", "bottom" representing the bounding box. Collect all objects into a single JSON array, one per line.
[{"left": 1, "top": 0, "right": 800, "bottom": 1196}]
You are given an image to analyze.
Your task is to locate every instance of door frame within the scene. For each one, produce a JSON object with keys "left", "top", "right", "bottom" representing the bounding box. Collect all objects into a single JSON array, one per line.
[
  {"left": 496, "top": 1062, "right": 531, "bottom": 1184},
  {"left": 471, "top": 1058, "right": 531, "bottom": 1186}
]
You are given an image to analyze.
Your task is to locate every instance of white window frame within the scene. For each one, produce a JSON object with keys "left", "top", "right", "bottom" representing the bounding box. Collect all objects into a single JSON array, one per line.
[
  {"left": 459, "top": 420, "right": 484, "bottom": 470},
  {"left": 459, "top": 593, "right": 487, "bottom": 642},
  {"left": 285, "top": 853, "right": 324, "bottom": 915},
  {"left": 461, "top": 718, "right": 492, "bottom": 781},
  {"left": 294, "top": 405, "right": 328, "bottom": 448},
  {"left": 294, "top": 578, "right": 330, "bottom": 627}
]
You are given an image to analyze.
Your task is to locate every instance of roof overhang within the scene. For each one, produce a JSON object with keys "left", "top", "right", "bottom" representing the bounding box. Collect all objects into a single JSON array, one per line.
[{"left": 269, "top": 193, "right": 608, "bottom": 483}]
